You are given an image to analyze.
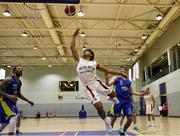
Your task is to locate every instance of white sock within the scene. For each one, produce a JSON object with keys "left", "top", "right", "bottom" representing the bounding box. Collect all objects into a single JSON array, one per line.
[
  {"left": 104, "top": 117, "right": 111, "bottom": 126},
  {"left": 8, "top": 115, "right": 17, "bottom": 133},
  {"left": 16, "top": 127, "right": 20, "bottom": 131},
  {"left": 104, "top": 117, "right": 112, "bottom": 133}
]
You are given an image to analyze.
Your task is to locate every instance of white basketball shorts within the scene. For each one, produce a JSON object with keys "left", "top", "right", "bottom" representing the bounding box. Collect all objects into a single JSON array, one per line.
[
  {"left": 84, "top": 80, "right": 112, "bottom": 104},
  {"left": 146, "top": 104, "right": 154, "bottom": 114}
]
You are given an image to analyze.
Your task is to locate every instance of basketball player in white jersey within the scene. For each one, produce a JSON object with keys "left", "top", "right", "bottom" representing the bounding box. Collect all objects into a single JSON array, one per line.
[
  {"left": 71, "top": 28, "right": 127, "bottom": 134},
  {"left": 143, "top": 87, "right": 156, "bottom": 127}
]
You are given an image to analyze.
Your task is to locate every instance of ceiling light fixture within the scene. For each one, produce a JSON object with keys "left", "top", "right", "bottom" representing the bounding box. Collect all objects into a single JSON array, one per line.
[
  {"left": 42, "top": 57, "right": 46, "bottom": 60},
  {"left": 7, "top": 65, "right": 11, "bottom": 68},
  {"left": 83, "top": 45, "right": 86, "bottom": 51},
  {"left": 126, "top": 58, "right": 131, "bottom": 61},
  {"left": 3, "top": 10, "right": 11, "bottom": 17},
  {"left": 156, "top": 14, "right": 163, "bottom": 21},
  {"left": 142, "top": 34, "right": 148, "bottom": 39},
  {"left": 80, "top": 32, "right": 86, "bottom": 37},
  {"left": 77, "top": 10, "right": 85, "bottom": 17},
  {"left": 21, "top": 32, "right": 28, "bottom": 37},
  {"left": 33, "top": 46, "right": 39, "bottom": 50},
  {"left": 134, "top": 49, "right": 139, "bottom": 52},
  {"left": 177, "top": 42, "right": 180, "bottom": 47},
  {"left": 48, "top": 65, "right": 52, "bottom": 67}
]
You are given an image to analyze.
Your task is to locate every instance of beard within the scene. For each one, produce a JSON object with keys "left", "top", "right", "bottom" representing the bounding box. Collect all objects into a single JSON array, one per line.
[{"left": 17, "top": 72, "right": 22, "bottom": 77}]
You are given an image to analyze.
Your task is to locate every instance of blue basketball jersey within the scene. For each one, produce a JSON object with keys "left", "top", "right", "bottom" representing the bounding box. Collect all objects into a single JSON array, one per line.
[
  {"left": 114, "top": 76, "right": 131, "bottom": 99},
  {"left": 108, "top": 76, "right": 134, "bottom": 117},
  {"left": 3, "top": 76, "right": 22, "bottom": 105}
]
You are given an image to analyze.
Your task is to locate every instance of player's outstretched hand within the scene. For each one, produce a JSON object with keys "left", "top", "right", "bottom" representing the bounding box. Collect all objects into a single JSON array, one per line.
[
  {"left": 28, "top": 101, "right": 34, "bottom": 106},
  {"left": 73, "top": 28, "right": 80, "bottom": 37}
]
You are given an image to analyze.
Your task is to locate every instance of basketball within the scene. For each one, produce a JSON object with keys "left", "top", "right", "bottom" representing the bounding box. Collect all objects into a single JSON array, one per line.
[{"left": 64, "top": 5, "right": 76, "bottom": 16}]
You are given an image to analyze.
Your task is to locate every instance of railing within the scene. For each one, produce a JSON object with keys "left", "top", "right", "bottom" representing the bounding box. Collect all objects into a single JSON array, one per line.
[{"left": 142, "top": 66, "right": 169, "bottom": 86}]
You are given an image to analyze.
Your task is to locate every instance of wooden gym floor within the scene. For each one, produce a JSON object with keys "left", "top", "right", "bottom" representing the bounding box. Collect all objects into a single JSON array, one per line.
[{"left": 1, "top": 116, "right": 180, "bottom": 135}]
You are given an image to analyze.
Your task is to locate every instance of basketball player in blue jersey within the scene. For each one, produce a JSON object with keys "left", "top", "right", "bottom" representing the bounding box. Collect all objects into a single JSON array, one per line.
[
  {"left": 0, "top": 66, "right": 34, "bottom": 135},
  {"left": 71, "top": 29, "right": 128, "bottom": 134},
  {"left": 105, "top": 66, "right": 145, "bottom": 135}
]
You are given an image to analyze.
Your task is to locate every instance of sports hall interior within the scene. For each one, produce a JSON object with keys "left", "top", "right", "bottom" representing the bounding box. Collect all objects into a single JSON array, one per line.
[{"left": 0, "top": 0, "right": 180, "bottom": 135}]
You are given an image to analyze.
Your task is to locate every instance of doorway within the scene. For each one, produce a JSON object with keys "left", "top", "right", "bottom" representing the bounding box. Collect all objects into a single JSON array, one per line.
[{"left": 159, "top": 82, "right": 168, "bottom": 116}]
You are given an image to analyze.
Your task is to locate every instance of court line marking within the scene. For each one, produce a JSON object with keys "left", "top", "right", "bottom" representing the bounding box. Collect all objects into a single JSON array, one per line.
[
  {"left": 136, "top": 132, "right": 144, "bottom": 136},
  {"left": 140, "top": 130, "right": 162, "bottom": 134},
  {"left": 60, "top": 131, "right": 66, "bottom": 136},
  {"left": 130, "top": 130, "right": 144, "bottom": 136},
  {"left": 74, "top": 130, "right": 79, "bottom": 136}
]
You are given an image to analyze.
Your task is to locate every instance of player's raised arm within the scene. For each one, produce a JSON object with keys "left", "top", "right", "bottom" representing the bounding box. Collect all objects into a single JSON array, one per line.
[
  {"left": 71, "top": 28, "right": 80, "bottom": 62},
  {"left": 97, "top": 64, "right": 127, "bottom": 77}
]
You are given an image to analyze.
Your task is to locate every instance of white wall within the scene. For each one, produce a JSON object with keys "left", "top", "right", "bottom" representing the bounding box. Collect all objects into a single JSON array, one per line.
[
  {"left": 20, "top": 66, "right": 83, "bottom": 104},
  {"left": 17, "top": 66, "right": 115, "bottom": 104},
  {"left": 144, "top": 69, "right": 180, "bottom": 116},
  {"left": 147, "top": 69, "right": 180, "bottom": 96}
]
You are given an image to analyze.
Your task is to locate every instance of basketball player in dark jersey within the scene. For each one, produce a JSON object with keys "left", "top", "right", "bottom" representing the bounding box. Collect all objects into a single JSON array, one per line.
[{"left": 0, "top": 66, "right": 34, "bottom": 135}]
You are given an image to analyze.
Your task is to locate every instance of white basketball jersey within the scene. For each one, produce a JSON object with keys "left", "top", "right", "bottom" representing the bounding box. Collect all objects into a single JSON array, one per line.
[
  {"left": 76, "top": 58, "right": 97, "bottom": 85},
  {"left": 144, "top": 94, "right": 153, "bottom": 105}
]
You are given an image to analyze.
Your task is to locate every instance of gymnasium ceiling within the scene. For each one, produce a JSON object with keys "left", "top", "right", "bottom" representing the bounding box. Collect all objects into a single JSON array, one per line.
[{"left": 0, "top": 0, "right": 180, "bottom": 68}]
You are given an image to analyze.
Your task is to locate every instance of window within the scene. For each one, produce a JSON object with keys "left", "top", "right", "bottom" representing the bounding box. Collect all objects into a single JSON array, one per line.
[
  {"left": 147, "top": 66, "right": 151, "bottom": 79},
  {"left": 178, "top": 45, "right": 180, "bottom": 68},
  {"left": 133, "top": 61, "right": 139, "bottom": 81},
  {"left": 169, "top": 42, "right": 180, "bottom": 71},
  {"left": 143, "top": 42, "right": 180, "bottom": 85},
  {"left": 128, "top": 68, "right": 132, "bottom": 81},
  {"left": 135, "top": 61, "right": 139, "bottom": 79},
  {"left": 133, "top": 65, "right": 136, "bottom": 81},
  {"left": 0, "top": 68, "right": 5, "bottom": 80},
  {"left": 151, "top": 53, "right": 169, "bottom": 79},
  {"left": 142, "top": 70, "right": 146, "bottom": 82},
  {"left": 171, "top": 46, "right": 178, "bottom": 71}
]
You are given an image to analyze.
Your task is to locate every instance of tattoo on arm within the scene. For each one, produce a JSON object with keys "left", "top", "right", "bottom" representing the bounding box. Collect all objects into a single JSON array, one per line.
[{"left": 0, "top": 79, "right": 11, "bottom": 97}]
